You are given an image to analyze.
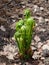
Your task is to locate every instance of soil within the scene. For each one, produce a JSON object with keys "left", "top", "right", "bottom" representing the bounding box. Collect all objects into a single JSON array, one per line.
[{"left": 0, "top": 0, "right": 49, "bottom": 65}]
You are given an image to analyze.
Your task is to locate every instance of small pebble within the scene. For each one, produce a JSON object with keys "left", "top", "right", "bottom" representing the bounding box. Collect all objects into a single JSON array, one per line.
[
  {"left": 40, "top": 7, "right": 44, "bottom": 11},
  {"left": 45, "top": 19, "right": 49, "bottom": 22},
  {"left": 42, "top": 44, "right": 49, "bottom": 56},
  {"left": 12, "top": 19, "right": 16, "bottom": 22},
  {"left": 38, "top": 17, "right": 45, "bottom": 23},
  {"left": 33, "top": 5, "right": 39, "bottom": 13},
  {"left": 41, "top": 57, "right": 45, "bottom": 60},
  {"left": 38, "top": 42, "right": 43, "bottom": 49},
  {"left": 0, "top": 25, "right": 6, "bottom": 31},
  {"left": 34, "top": 35, "right": 41, "bottom": 42},
  {"left": 32, "top": 51, "right": 40, "bottom": 59}
]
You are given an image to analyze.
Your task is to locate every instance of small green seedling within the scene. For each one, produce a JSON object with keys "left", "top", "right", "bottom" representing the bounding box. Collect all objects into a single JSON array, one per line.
[{"left": 14, "top": 9, "right": 35, "bottom": 59}]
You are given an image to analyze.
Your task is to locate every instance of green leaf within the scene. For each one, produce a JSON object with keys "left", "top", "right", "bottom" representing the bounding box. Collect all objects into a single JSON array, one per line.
[
  {"left": 14, "top": 31, "right": 21, "bottom": 38},
  {"left": 24, "top": 9, "right": 31, "bottom": 19},
  {"left": 16, "top": 19, "right": 24, "bottom": 31},
  {"left": 14, "top": 9, "right": 36, "bottom": 59}
]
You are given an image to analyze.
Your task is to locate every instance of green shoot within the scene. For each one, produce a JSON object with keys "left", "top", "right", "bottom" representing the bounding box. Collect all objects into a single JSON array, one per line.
[{"left": 14, "top": 9, "right": 35, "bottom": 59}]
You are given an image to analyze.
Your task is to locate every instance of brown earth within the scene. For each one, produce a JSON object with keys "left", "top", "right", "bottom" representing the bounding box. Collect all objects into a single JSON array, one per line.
[{"left": 0, "top": 0, "right": 49, "bottom": 65}]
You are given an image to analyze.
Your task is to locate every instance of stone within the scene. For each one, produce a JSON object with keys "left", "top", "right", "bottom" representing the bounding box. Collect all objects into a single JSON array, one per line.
[
  {"left": 31, "top": 46, "right": 37, "bottom": 51},
  {"left": 7, "top": 53, "right": 14, "bottom": 60},
  {"left": 38, "top": 17, "right": 45, "bottom": 23},
  {"left": 4, "top": 44, "right": 18, "bottom": 53},
  {"left": 33, "top": 16, "right": 39, "bottom": 20},
  {"left": 42, "top": 44, "right": 49, "bottom": 50},
  {"left": 45, "top": 19, "right": 49, "bottom": 22},
  {"left": 40, "top": 7, "right": 44, "bottom": 11},
  {"left": 46, "top": 40, "right": 49, "bottom": 45},
  {"left": 0, "top": 25, "right": 6, "bottom": 31},
  {"left": 35, "top": 12, "right": 41, "bottom": 16},
  {"left": 11, "top": 15, "right": 18, "bottom": 19},
  {"left": 26, "top": 4, "right": 33, "bottom": 8},
  {"left": 38, "top": 42, "right": 43, "bottom": 49},
  {"left": 31, "top": 40, "right": 35, "bottom": 45},
  {"left": 47, "top": 11, "right": 49, "bottom": 14},
  {"left": 22, "top": 6, "right": 26, "bottom": 8},
  {"left": 39, "top": 28, "right": 46, "bottom": 32},
  {"left": 36, "top": 23, "right": 38, "bottom": 26},
  {"left": 44, "top": 57, "right": 49, "bottom": 65},
  {"left": 12, "top": 37, "right": 15, "bottom": 41},
  {"left": 14, "top": 64, "right": 17, "bottom": 65},
  {"left": 21, "top": 1, "right": 25, "bottom": 5},
  {"left": 33, "top": 5, "right": 40, "bottom": 13},
  {"left": 42, "top": 44, "right": 49, "bottom": 56},
  {"left": 0, "top": 63, "right": 6, "bottom": 65},
  {"left": 10, "top": 22, "right": 16, "bottom": 29},
  {"left": 34, "top": 35, "right": 41, "bottom": 42},
  {"left": 41, "top": 57, "right": 45, "bottom": 60},
  {"left": 32, "top": 51, "right": 41, "bottom": 59},
  {"left": 36, "top": 26, "right": 46, "bottom": 32},
  {"left": 36, "top": 26, "right": 40, "bottom": 32},
  {"left": 3, "top": 44, "right": 18, "bottom": 60},
  {"left": 12, "top": 19, "right": 16, "bottom": 22}
]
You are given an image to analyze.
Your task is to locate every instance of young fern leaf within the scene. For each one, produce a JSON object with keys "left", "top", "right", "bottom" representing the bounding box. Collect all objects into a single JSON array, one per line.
[
  {"left": 16, "top": 19, "right": 24, "bottom": 31},
  {"left": 14, "top": 9, "right": 35, "bottom": 59},
  {"left": 24, "top": 9, "right": 31, "bottom": 19}
]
